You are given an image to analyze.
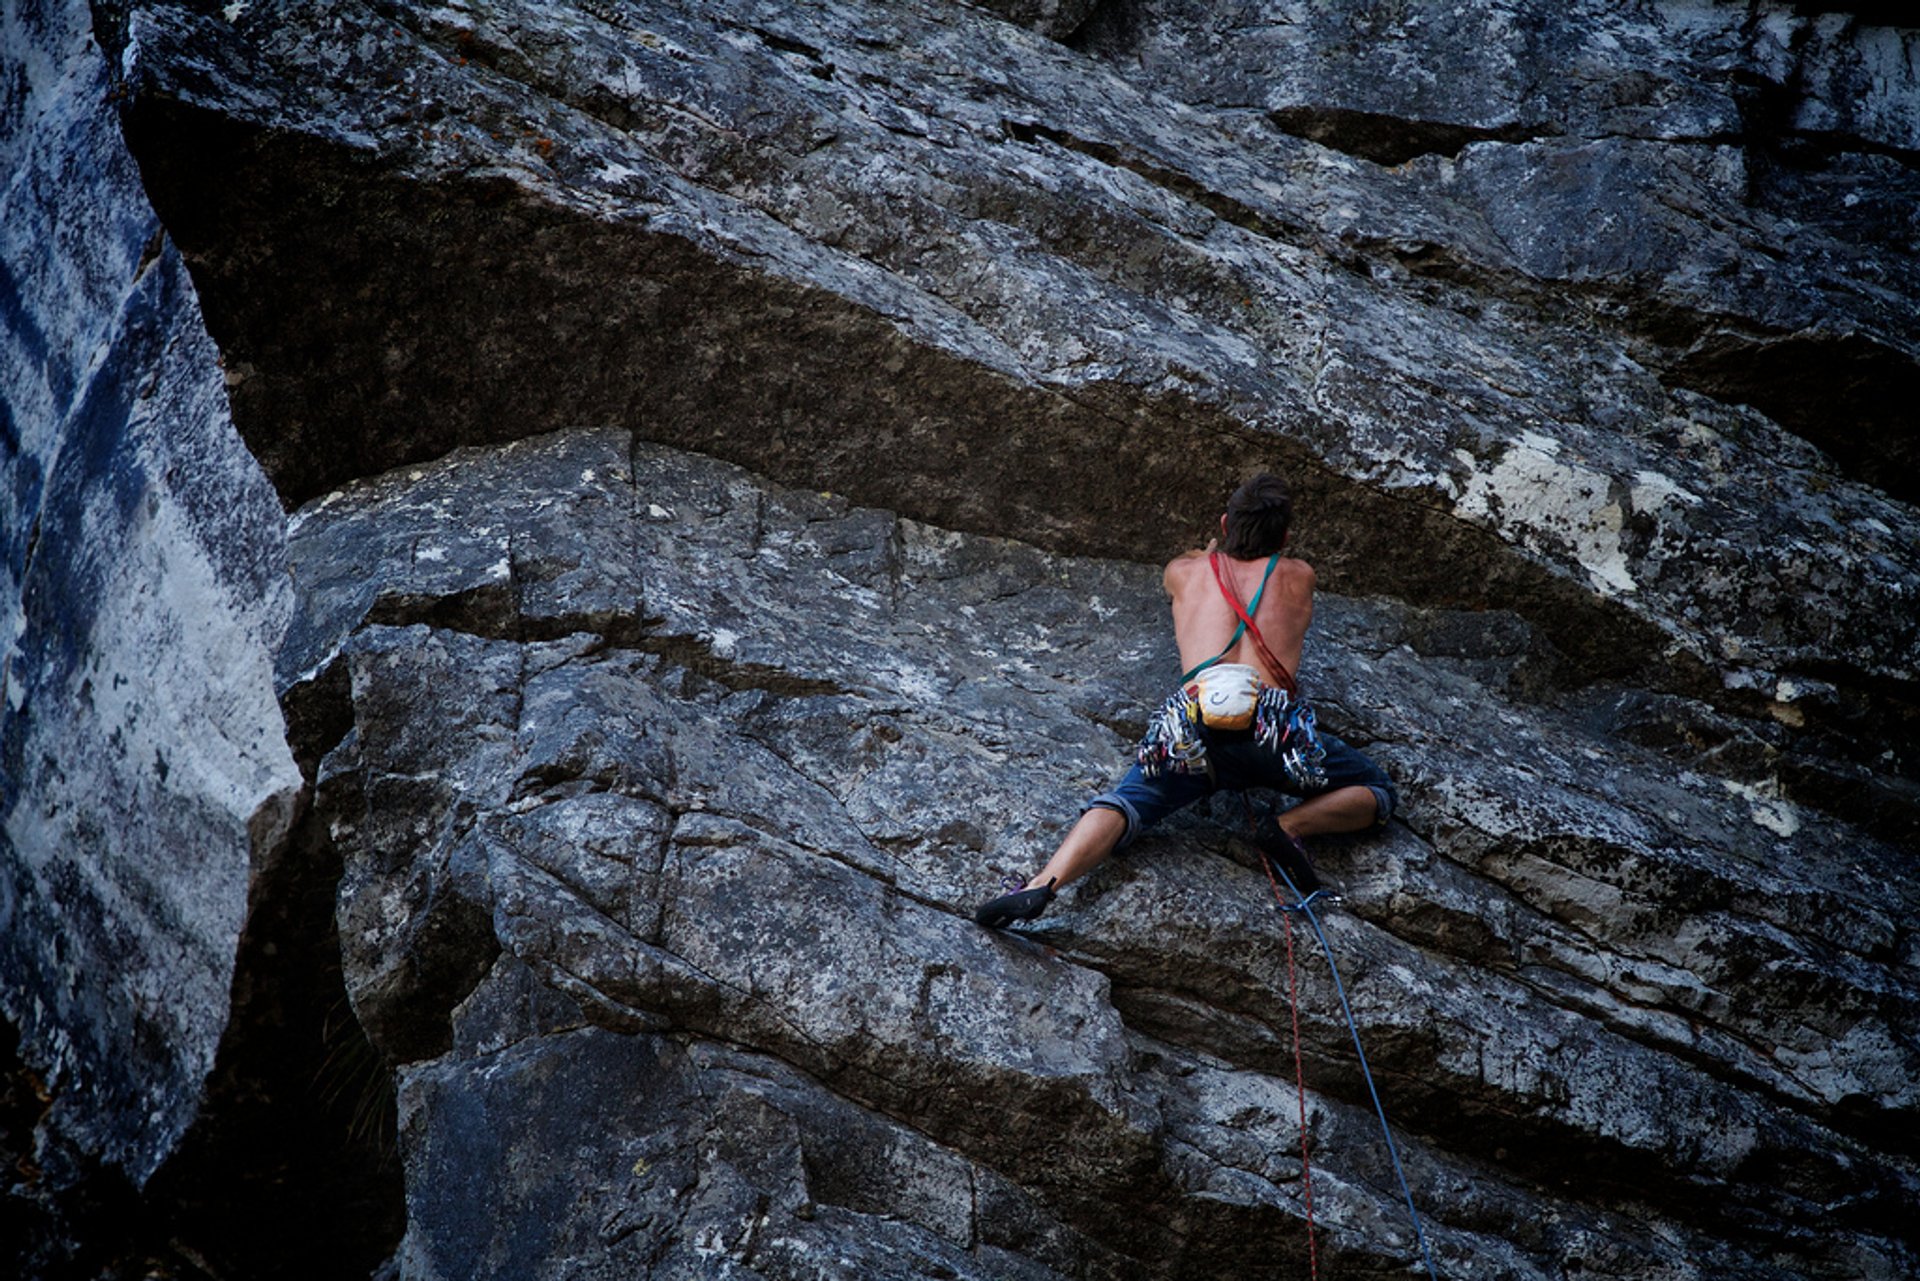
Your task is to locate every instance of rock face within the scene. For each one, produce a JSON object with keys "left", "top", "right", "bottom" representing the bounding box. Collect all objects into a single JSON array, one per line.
[
  {"left": 286, "top": 427, "right": 1919, "bottom": 1280},
  {"left": 6, "top": 0, "right": 1919, "bottom": 1278}
]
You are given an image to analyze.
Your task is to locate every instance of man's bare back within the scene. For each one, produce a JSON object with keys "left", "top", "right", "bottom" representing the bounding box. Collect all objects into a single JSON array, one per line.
[{"left": 1164, "top": 544, "right": 1315, "bottom": 686}]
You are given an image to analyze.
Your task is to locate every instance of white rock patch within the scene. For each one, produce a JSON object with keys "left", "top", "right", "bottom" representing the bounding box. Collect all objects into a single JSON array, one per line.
[{"left": 1456, "top": 431, "right": 1635, "bottom": 595}]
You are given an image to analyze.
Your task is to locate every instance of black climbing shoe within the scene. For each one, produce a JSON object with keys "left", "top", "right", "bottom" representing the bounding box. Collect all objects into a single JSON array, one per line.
[
  {"left": 974, "top": 876, "right": 1057, "bottom": 929},
  {"left": 1256, "top": 824, "right": 1323, "bottom": 894}
]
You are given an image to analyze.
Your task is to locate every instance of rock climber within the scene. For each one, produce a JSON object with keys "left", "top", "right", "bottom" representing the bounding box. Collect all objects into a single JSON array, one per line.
[{"left": 975, "top": 473, "right": 1396, "bottom": 928}]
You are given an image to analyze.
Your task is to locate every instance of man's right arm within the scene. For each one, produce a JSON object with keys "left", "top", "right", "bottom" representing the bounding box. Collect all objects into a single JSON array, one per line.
[{"left": 1162, "top": 546, "right": 1209, "bottom": 596}]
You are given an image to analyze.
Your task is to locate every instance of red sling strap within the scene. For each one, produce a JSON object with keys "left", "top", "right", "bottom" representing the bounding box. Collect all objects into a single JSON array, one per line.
[{"left": 1208, "top": 551, "right": 1299, "bottom": 696}]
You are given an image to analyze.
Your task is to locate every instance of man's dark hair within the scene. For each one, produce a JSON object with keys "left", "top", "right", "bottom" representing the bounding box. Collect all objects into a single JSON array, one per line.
[{"left": 1222, "top": 474, "right": 1292, "bottom": 558}]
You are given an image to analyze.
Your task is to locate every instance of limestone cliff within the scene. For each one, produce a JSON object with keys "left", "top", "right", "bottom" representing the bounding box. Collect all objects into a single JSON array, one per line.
[{"left": 4, "top": 2, "right": 1917, "bottom": 1278}]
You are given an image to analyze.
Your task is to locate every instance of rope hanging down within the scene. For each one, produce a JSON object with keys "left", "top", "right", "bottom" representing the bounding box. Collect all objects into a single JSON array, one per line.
[
  {"left": 1249, "top": 802, "right": 1442, "bottom": 1281},
  {"left": 1263, "top": 851, "right": 1320, "bottom": 1280}
]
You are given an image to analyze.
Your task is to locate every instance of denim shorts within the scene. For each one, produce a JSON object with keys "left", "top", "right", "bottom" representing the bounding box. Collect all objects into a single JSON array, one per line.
[{"left": 1087, "top": 727, "right": 1395, "bottom": 850}]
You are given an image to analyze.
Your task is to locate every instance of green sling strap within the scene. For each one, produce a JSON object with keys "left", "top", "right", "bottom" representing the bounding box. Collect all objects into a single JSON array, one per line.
[{"left": 1181, "top": 552, "right": 1282, "bottom": 684}]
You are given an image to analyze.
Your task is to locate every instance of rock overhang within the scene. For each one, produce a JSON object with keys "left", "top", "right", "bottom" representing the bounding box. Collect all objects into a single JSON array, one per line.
[
  {"left": 10, "top": 0, "right": 1918, "bottom": 1274},
  {"left": 99, "top": 0, "right": 1920, "bottom": 736}
]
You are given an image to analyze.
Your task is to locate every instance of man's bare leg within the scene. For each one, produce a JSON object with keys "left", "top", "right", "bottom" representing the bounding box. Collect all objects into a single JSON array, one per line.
[
  {"left": 1031, "top": 790, "right": 1369, "bottom": 891},
  {"left": 1276, "top": 785, "right": 1378, "bottom": 839},
  {"left": 1026, "top": 805, "right": 1128, "bottom": 891},
  {"left": 975, "top": 807, "right": 1127, "bottom": 928}
]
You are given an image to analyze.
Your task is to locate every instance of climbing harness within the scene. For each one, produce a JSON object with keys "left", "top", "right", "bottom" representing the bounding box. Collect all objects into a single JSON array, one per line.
[
  {"left": 1246, "top": 797, "right": 1441, "bottom": 1281},
  {"left": 1138, "top": 686, "right": 1211, "bottom": 777},
  {"left": 1137, "top": 676, "right": 1327, "bottom": 786}
]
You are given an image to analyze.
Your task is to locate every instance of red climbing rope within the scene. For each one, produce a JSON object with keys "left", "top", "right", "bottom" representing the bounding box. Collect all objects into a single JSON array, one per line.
[
  {"left": 1239, "top": 798, "right": 1441, "bottom": 1280},
  {"left": 1263, "top": 847, "right": 1320, "bottom": 1279},
  {"left": 1246, "top": 794, "right": 1317, "bottom": 1277}
]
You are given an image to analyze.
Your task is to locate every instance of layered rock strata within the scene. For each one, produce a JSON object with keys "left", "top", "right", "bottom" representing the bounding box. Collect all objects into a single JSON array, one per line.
[
  {"left": 3, "top": 0, "right": 1916, "bottom": 1277},
  {"left": 276, "top": 426, "right": 1917, "bottom": 1280},
  {"left": 106, "top": 0, "right": 1920, "bottom": 830}
]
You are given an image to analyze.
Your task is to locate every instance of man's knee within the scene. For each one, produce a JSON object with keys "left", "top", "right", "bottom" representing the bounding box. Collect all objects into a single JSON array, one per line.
[
  {"left": 1366, "top": 780, "right": 1395, "bottom": 826},
  {"left": 1082, "top": 797, "right": 1140, "bottom": 849},
  {"left": 1315, "top": 732, "right": 1394, "bottom": 827},
  {"left": 1085, "top": 763, "right": 1211, "bottom": 849}
]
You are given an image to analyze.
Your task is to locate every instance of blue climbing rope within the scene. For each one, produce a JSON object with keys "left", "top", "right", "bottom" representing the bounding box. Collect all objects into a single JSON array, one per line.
[{"left": 1266, "top": 856, "right": 1443, "bottom": 1281}]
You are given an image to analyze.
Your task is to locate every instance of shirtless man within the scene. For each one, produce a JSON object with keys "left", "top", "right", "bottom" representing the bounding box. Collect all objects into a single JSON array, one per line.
[{"left": 974, "top": 473, "right": 1395, "bottom": 928}]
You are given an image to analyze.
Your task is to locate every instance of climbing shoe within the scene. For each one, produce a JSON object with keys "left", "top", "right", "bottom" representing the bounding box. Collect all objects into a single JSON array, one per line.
[
  {"left": 974, "top": 875, "right": 1057, "bottom": 929},
  {"left": 1256, "top": 824, "right": 1323, "bottom": 894}
]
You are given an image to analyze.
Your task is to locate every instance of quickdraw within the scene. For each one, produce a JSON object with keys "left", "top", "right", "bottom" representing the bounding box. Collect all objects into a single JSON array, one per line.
[{"left": 1136, "top": 679, "right": 1328, "bottom": 787}]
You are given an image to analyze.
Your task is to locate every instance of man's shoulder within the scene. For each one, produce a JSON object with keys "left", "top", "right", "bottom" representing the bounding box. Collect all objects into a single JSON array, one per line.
[
  {"left": 1218, "top": 551, "right": 1314, "bottom": 572},
  {"left": 1276, "top": 556, "right": 1316, "bottom": 597},
  {"left": 1163, "top": 549, "right": 1314, "bottom": 595},
  {"left": 1164, "top": 549, "right": 1314, "bottom": 571},
  {"left": 1162, "top": 548, "right": 1205, "bottom": 596},
  {"left": 1233, "top": 553, "right": 1316, "bottom": 599}
]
